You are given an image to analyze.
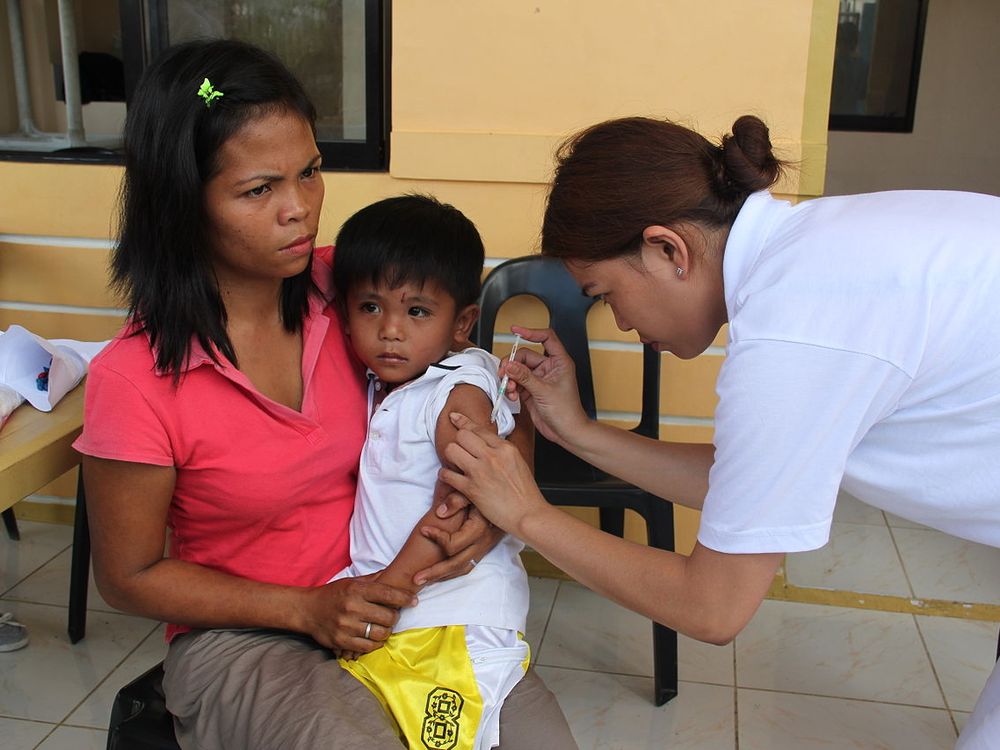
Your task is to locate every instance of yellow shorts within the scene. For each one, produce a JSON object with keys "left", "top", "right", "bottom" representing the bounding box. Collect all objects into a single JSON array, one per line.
[{"left": 340, "top": 624, "right": 529, "bottom": 750}]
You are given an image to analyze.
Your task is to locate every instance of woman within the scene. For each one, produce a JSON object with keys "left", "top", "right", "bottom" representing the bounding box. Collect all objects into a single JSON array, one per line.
[
  {"left": 440, "top": 115, "right": 1000, "bottom": 749},
  {"left": 74, "top": 39, "right": 571, "bottom": 749}
]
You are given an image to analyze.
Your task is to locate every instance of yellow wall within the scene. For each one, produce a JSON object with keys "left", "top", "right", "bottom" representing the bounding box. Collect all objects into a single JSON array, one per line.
[{"left": 1, "top": 1, "right": 838, "bottom": 551}]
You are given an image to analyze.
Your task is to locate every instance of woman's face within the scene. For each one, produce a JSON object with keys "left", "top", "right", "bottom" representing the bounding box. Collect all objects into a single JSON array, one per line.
[
  {"left": 202, "top": 109, "right": 324, "bottom": 291},
  {"left": 565, "top": 232, "right": 727, "bottom": 359}
]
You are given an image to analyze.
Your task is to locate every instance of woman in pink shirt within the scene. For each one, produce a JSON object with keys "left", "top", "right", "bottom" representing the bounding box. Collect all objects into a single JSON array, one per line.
[{"left": 74, "top": 39, "right": 570, "bottom": 749}]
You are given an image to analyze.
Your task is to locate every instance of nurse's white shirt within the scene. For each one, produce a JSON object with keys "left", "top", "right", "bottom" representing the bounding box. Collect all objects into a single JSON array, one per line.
[
  {"left": 335, "top": 347, "right": 529, "bottom": 634},
  {"left": 699, "top": 190, "right": 1000, "bottom": 553}
]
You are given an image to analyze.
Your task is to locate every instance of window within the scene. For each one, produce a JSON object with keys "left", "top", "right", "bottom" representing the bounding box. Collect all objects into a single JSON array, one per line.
[
  {"left": 828, "top": 0, "right": 928, "bottom": 133},
  {"left": 0, "top": 0, "right": 389, "bottom": 170}
]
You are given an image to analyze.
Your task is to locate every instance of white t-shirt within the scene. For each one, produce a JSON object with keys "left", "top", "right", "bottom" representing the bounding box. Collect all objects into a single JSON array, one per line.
[
  {"left": 335, "top": 347, "right": 529, "bottom": 633},
  {"left": 698, "top": 190, "right": 1000, "bottom": 554}
]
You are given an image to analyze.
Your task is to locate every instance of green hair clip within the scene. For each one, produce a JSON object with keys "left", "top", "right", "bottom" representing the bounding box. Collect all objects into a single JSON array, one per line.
[{"left": 197, "top": 78, "right": 224, "bottom": 108}]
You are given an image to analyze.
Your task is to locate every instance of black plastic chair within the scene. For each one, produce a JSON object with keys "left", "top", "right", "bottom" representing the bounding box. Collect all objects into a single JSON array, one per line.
[
  {"left": 473, "top": 254, "right": 678, "bottom": 706},
  {"left": 2, "top": 508, "right": 19, "bottom": 540},
  {"left": 107, "top": 662, "right": 181, "bottom": 750}
]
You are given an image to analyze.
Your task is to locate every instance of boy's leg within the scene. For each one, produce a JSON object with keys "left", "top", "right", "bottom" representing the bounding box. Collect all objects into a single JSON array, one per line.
[
  {"left": 496, "top": 669, "right": 578, "bottom": 750},
  {"left": 956, "top": 657, "right": 1000, "bottom": 749},
  {"left": 163, "top": 628, "right": 403, "bottom": 750}
]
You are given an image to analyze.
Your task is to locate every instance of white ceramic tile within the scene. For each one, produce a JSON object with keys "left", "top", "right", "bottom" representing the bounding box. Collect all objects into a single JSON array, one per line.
[
  {"left": 35, "top": 725, "right": 108, "bottom": 750},
  {"left": 536, "top": 581, "right": 734, "bottom": 685},
  {"left": 832, "top": 489, "right": 887, "bottom": 526},
  {"left": 736, "top": 600, "right": 944, "bottom": 707},
  {"left": 525, "top": 576, "right": 559, "bottom": 658},
  {"left": 0, "top": 521, "right": 72, "bottom": 593},
  {"left": 536, "top": 581, "right": 652, "bottom": 676},
  {"left": 67, "top": 624, "right": 169, "bottom": 729},
  {"left": 893, "top": 527, "right": 1000, "bottom": 604},
  {"left": 737, "top": 688, "right": 957, "bottom": 750},
  {"left": 4, "top": 547, "right": 115, "bottom": 612},
  {"left": 917, "top": 615, "right": 999, "bottom": 712},
  {"left": 0, "top": 601, "right": 159, "bottom": 723},
  {"left": 536, "top": 666, "right": 736, "bottom": 750},
  {"left": 0, "top": 716, "right": 56, "bottom": 750},
  {"left": 784, "top": 521, "right": 912, "bottom": 597}
]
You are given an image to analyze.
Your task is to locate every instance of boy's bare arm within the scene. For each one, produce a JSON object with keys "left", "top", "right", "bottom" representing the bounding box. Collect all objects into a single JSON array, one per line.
[{"left": 375, "top": 384, "right": 497, "bottom": 595}]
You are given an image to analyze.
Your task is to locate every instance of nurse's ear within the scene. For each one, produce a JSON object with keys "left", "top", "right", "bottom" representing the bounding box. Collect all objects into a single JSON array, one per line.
[{"left": 640, "top": 225, "right": 692, "bottom": 280}]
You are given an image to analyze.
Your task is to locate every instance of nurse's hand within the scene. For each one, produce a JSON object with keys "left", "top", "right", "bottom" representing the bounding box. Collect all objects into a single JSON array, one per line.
[
  {"left": 439, "top": 412, "right": 549, "bottom": 536},
  {"left": 501, "top": 326, "right": 591, "bottom": 449}
]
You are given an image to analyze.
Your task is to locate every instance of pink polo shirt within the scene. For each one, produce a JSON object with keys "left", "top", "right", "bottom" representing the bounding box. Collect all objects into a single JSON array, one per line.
[{"left": 73, "top": 247, "right": 367, "bottom": 641}]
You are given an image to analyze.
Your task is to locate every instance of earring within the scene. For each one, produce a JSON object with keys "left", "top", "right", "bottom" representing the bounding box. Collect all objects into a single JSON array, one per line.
[{"left": 676, "top": 267, "right": 684, "bottom": 277}]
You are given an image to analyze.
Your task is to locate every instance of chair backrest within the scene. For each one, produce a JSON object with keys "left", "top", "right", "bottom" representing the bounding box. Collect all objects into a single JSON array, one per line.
[
  {"left": 473, "top": 255, "right": 661, "bottom": 440},
  {"left": 476, "top": 255, "right": 599, "bottom": 418}
]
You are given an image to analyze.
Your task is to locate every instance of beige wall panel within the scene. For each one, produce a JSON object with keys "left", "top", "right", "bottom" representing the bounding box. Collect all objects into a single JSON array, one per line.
[
  {"left": 319, "top": 172, "right": 548, "bottom": 260},
  {"left": 490, "top": 295, "right": 550, "bottom": 337},
  {"left": 0, "top": 163, "right": 121, "bottom": 239},
  {"left": 588, "top": 350, "right": 721, "bottom": 418},
  {"left": 0, "top": 309, "right": 124, "bottom": 341},
  {"left": 660, "top": 355, "right": 722, "bottom": 418},
  {"left": 659, "top": 423, "right": 715, "bottom": 445},
  {"left": 393, "top": 1, "right": 814, "bottom": 137},
  {"left": 390, "top": 0, "right": 831, "bottom": 194},
  {"left": 0, "top": 243, "right": 116, "bottom": 307}
]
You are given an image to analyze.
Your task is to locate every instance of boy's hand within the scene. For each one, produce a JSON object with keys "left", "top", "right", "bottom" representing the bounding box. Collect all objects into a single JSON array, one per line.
[
  {"left": 414, "top": 506, "right": 503, "bottom": 585},
  {"left": 432, "top": 478, "right": 471, "bottom": 517}
]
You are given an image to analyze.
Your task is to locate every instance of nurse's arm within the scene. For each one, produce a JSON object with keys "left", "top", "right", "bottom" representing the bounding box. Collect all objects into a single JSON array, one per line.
[
  {"left": 563, "top": 421, "right": 715, "bottom": 511},
  {"left": 519, "top": 503, "right": 782, "bottom": 644},
  {"left": 439, "top": 426, "right": 779, "bottom": 644}
]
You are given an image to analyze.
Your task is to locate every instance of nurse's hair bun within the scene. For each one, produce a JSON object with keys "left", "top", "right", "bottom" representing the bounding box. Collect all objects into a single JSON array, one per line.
[{"left": 716, "top": 115, "right": 783, "bottom": 197}]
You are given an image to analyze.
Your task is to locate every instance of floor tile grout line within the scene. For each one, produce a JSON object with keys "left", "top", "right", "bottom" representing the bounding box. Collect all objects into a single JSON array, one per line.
[
  {"left": 531, "top": 579, "right": 560, "bottom": 665},
  {"left": 910, "top": 611, "right": 962, "bottom": 738},
  {"left": 55, "top": 618, "right": 163, "bottom": 730},
  {"left": 31, "top": 723, "right": 60, "bottom": 750},
  {"left": 0, "top": 540, "right": 74, "bottom": 598},
  {"left": 733, "top": 637, "right": 740, "bottom": 749},
  {"left": 732, "top": 683, "right": 953, "bottom": 711},
  {"left": 885, "top": 515, "right": 918, "bottom": 600},
  {"left": 533, "top": 660, "right": 738, "bottom": 688}
]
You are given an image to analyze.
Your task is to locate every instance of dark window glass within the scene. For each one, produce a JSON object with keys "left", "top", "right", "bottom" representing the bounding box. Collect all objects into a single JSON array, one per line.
[
  {"left": 829, "top": 0, "right": 928, "bottom": 133},
  {"left": 1, "top": 0, "right": 388, "bottom": 169}
]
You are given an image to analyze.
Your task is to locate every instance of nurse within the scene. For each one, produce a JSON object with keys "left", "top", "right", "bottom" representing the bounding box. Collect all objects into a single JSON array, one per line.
[{"left": 440, "top": 115, "right": 1000, "bottom": 749}]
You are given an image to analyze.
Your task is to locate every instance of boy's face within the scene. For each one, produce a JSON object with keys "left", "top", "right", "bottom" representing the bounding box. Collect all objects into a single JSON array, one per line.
[{"left": 345, "top": 278, "right": 478, "bottom": 386}]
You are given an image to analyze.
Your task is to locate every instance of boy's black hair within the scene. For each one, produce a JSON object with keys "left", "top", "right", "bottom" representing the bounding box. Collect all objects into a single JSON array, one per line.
[
  {"left": 333, "top": 195, "right": 485, "bottom": 310},
  {"left": 113, "top": 39, "right": 317, "bottom": 378}
]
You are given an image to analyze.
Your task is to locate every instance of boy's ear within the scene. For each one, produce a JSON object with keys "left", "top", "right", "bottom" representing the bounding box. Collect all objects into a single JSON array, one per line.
[{"left": 453, "top": 303, "right": 480, "bottom": 344}]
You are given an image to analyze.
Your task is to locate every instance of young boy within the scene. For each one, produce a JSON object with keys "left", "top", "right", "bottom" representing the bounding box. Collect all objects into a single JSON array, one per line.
[{"left": 331, "top": 195, "right": 531, "bottom": 750}]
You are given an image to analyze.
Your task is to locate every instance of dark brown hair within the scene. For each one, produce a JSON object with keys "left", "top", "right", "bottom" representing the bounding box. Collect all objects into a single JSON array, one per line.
[{"left": 541, "top": 115, "right": 785, "bottom": 262}]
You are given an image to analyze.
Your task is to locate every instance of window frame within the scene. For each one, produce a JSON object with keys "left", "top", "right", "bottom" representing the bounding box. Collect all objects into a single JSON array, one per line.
[
  {"left": 828, "top": 0, "right": 929, "bottom": 134},
  {"left": 0, "top": 0, "right": 390, "bottom": 170}
]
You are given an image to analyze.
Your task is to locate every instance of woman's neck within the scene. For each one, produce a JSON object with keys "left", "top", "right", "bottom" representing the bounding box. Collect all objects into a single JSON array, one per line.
[{"left": 218, "top": 277, "right": 286, "bottom": 328}]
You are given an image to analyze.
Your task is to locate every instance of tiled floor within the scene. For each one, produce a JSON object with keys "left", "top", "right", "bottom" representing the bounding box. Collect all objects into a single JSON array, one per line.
[
  {"left": 1, "top": 503, "right": 998, "bottom": 749},
  {"left": 786, "top": 491, "right": 1000, "bottom": 606}
]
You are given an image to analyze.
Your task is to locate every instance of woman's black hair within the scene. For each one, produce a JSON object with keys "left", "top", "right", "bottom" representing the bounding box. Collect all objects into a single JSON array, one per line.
[
  {"left": 332, "top": 195, "right": 485, "bottom": 310},
  {"left": 114, "top": 39, "right": 317, "bottom": 378}
]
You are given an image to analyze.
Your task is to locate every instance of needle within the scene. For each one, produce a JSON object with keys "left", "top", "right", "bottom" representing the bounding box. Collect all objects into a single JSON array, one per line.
[{"left": 491, "top": 333, "right": 522, "bottom": 424}]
